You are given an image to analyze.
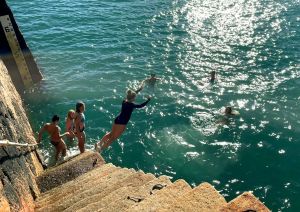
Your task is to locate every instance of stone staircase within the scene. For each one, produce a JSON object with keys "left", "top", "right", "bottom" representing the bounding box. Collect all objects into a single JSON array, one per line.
[{"left": 34, "top": 151, "right": 270, "bottom": 212}]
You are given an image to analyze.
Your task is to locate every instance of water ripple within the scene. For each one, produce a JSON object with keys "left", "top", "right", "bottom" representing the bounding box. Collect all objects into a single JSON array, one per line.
[{"left": 7, "top": 0, "right": 300, "bottom": 210}]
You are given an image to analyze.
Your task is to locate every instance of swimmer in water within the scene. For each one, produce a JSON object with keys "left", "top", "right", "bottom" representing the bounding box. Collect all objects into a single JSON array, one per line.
[
  {"left": 224, "top": 106, "right": 239, "bottom": 116},
  {"left": 95, "top": 90, "right": 151, "bottom": 152},
  {"left": 75, "top": 101, "right": 86, "bottom": 153},
  {"left": 38, "top": 115, "right": 69, "bottom": 161},
  {"left": 210, "top": 71, "right": 216, "bottom": 83},
  {"left": 199, "top": 71, "right": 216, "bottom": 85},
  {"left": 135, "top": 74, "right": 161, "bottom": 93},
  {"left": 217, "top": 106, "right": 239, "bottom": 125}
]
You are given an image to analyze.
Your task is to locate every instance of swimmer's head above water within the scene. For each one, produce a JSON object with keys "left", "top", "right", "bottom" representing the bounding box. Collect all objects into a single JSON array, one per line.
[
  {"left": 150, "top": 73, "right": 156, "bottom": 78},
  {"left": 225, "top": 106, "right": 232, "bottom": 115},
  {"left": 225, "top": 106, "right": 239, "bottom": 115},
  {"left": 126, "top": 89, "right": 137, "bottom": 102}
]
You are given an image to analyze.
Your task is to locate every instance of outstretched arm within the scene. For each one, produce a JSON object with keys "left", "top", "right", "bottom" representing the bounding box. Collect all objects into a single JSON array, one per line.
[
  {"left": 133, "top": 97, "right": 151, "bottom": 108},
  {"left": 135, "top": 80, "right": 145, "bottom": 94},
  {"left": 60, "top": 132, "right": 70, "bottom": 138},
  {"left": 55, "top": 126, "right": 70, "bottom": 138}
]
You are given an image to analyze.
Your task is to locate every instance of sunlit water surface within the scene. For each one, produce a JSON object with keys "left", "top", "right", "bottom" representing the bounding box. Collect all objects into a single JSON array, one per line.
[{"left": 7, "top": 0, "right": 300, "bottom": 210}]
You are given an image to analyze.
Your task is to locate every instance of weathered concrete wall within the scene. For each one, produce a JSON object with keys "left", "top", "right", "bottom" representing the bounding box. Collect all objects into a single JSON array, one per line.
[
  {"left": 0, "top": 60, "right": 43, "bottom": 211},
  {"left": 0, "top": 0, "right": 43, "bottom": 92}
]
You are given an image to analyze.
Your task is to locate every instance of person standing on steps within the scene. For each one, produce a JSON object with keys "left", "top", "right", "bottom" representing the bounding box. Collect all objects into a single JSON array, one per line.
[
  {"left": 65, "top": 109, "right": 76, "bottom": 141},
  {"left": 95, "top": 90, "right": 151, "bottom": 152},
  {"left": 37, "top": 115, "right": 69, "bottom": 161},
  {"left": 75, "top": 101, "right": 86, "bottom": 153}
]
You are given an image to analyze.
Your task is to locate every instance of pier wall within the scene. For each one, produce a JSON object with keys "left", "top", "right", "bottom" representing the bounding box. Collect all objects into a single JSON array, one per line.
[
  {"left": 0, "top": 0, "right": 42, "bottom": 93},
  {"left": 0, "top": 60, "right": 43, "bottom": 211}
]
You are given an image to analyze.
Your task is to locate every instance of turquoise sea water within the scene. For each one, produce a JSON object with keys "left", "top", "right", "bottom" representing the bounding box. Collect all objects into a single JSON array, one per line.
[{"left": 7, "top": 0, "right": 300, "bottom": 210}]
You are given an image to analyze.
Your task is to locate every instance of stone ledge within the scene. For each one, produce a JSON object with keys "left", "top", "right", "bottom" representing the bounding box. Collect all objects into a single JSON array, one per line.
[
  {"left": 36, "top": 151, "right": 105, "bottom": 193},
  {"left": 221, "top": 192, "right": 270, "bottom": 212},
  {"left": 0, "top": 196, "right": 10, "bottom": 212}
]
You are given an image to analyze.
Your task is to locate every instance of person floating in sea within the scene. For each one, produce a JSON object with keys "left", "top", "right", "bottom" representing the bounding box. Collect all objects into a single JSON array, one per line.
[
  {"left": 217, "top": 106, "right": 240, "bottom": 125},
  {"left": 199, "top": 71, "right": 217, "bottom": 86},
  {"left": 37, "top": 115, "right": 69, "bottom": 161},
  {"left": 224, "top": 106, "right": 239, "bottom": 116},
  {"left": 135, "top": 73, "right": 161, "bottom": 93},
  {"left": 95, "top": 90, "right": 151, "bottom": 152},
  {"left": 65, "top": 109, "right": 76, "bottom": 141},
  {"left": 210, "top": 71, "right": 216, "bottom": 83},
  {"left": 75, "top": 101, "right": 86, "bottom": 153}
]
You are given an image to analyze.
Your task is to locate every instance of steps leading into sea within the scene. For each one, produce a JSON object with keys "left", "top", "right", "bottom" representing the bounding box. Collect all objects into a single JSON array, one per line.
[{"left": 34, "top": 151, "right": 270, "bottom": 211}]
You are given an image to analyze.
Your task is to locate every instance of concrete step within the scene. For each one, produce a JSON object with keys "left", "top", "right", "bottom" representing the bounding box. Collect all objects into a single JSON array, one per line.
[
  {"left": 37, "top": 163, "right": 117, "bottom": 201},
  {"left": 36, "top": 151, "right": 105, "bottom": 193},
  {"left": 221, "top": 192, "right": 270, "bottom": 212},
  {"left": 37, "top": 167, "right": 136, "bottom": 212},
  {"left": 60, "top": 168, "right": 137, "bottom": 212},
  {"left": 128, "top": 179, "right": 192, "bottom": 211},
  {"left": 101, "top": 175, "right": 173, "bottom": 212},
  {"left": 65, "top": 171, "right": 156, "bottom": 212},
  {"left": 0, "top": 197, "right": 10, "bottom": 212},
  {"left": 33, "top": 152, "right": 270, "bottom": 212},
  {"left": 37, "top": 168, "right": 133, "bottom": 211},
  {"left": 158, "top": 182, "right": 227, "bottom": 212},
  {"left": 35, "top": 165, "right": 128, "bottom": 212},
  {"left": 35, "top": 163, "right": 118, "bottom": 209}
]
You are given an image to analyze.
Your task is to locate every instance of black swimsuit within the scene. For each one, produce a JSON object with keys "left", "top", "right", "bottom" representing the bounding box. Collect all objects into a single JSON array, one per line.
[{"left": 114, "top": 99, "right": 150, "bottom": 125}]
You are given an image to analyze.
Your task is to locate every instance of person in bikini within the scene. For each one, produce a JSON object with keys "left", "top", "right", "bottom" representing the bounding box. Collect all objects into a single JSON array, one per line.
[
  {"left": 95, "top": 90, "right": 151, "bottom": 152},
  {"left": 38, "top": 115, "right": 69, "bottom": 161},
  {"left": 75, "top": 101, "right": 86, "bottom": 153},
  {"left": 65, "top": 109, "right": 76, "bottom": 141}
]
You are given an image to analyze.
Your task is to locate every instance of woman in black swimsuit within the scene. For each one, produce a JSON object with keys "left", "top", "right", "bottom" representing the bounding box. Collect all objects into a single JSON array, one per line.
[
  {"left": 75, "top": 101, "right": 86, "bottom": 153},
  {"left": 95, "top": 90, "right": 151, "bottom": 152}
]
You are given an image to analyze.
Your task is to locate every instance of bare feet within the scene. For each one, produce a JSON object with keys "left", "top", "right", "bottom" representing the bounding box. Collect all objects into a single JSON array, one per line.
[{"left": 95, "top": 142, "right": 101, "bottom": 153}]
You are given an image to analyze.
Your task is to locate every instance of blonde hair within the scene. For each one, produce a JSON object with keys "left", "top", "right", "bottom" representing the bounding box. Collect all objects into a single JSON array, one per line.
[
  {"left": 67, "top": 109, "right": 75, "bottom": 119},
  {"left": 126, "top": 90, "right": 136, "bottom": 102}
]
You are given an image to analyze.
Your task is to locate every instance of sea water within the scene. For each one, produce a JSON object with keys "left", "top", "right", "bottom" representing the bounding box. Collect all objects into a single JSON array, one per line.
[{"left": 7, "top": 0, "right": 300, "bottom": 211}]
